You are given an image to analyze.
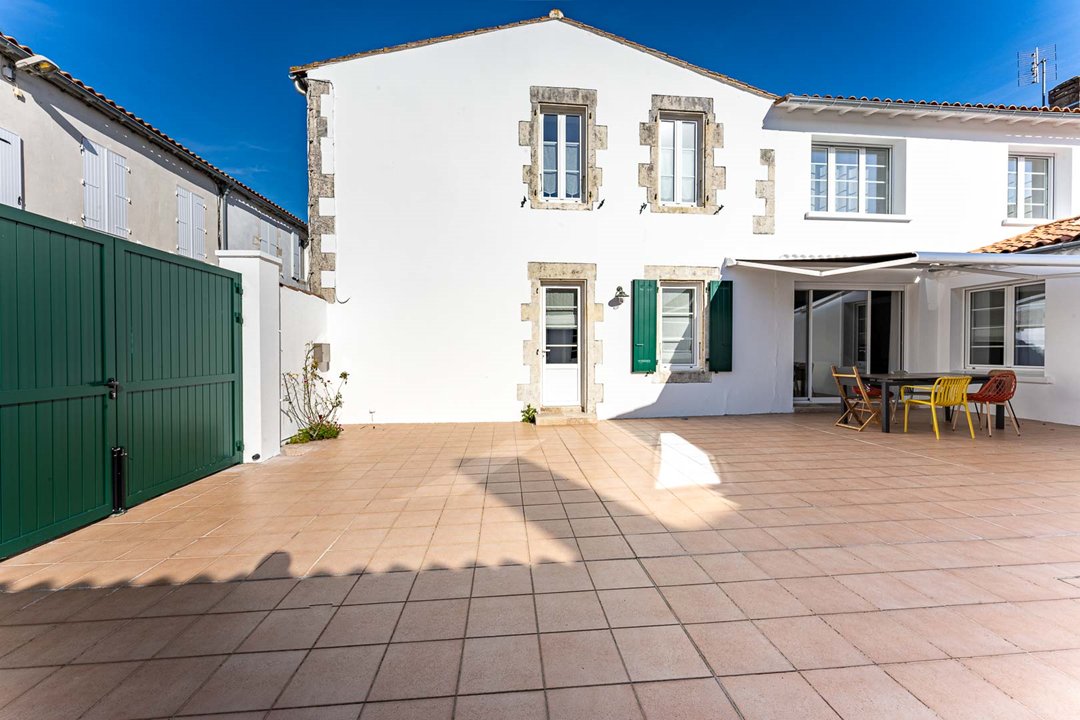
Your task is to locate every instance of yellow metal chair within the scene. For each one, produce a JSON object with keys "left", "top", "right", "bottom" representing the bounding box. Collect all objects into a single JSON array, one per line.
[{"left": 901, "top": 376, "right": 975, "bottom": 440}]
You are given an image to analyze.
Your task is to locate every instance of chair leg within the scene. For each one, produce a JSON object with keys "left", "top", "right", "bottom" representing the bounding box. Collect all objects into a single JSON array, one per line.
[
  {"left": 951, "top": 406, "right": 959, "bottom": 431},
  {"left": 1006, "top": 403, "right": 1021, "bottom": 436},
  {"left": 987, "top": 404, "right": 993, "bottom": 437},
  {"left": 931, "top": 407, "right": 940, "bottom": 440},
  {"left": 903, "top": 402, "right": 910, "bottom": 433},
  {"left": 964, "top": 403, "right": 975, "bottom": 439}
]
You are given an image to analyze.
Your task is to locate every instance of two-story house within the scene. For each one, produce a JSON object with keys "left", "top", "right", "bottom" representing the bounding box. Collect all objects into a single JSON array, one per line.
[
  {"left": 0, "top": 32, "right": 308, "bottom": 285},
  {"left": 288, "top": 10, "right": 1080, "bottom": 426}
]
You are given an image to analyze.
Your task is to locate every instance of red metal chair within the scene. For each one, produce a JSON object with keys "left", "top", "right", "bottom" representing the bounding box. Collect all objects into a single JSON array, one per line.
[{"left": 962, "top": 370, "right": 1020, "bottom": 436}]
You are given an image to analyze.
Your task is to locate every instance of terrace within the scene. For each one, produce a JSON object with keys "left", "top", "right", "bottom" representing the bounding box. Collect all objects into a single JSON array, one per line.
[{"left": 1, "top": 413, "right": 1080, "bottom": 719}]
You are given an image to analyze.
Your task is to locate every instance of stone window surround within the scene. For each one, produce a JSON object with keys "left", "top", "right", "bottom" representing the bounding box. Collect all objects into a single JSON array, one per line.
[
  {"left": 644, "top": 265, "right": 721, "bottom": 384},
  {"left": 638, "top": 95, "right": 725, "bottom": 215},
  {"left": 519, "top": 87, "right": 607, "bottom": 211},
  {"left": 519, "top": 262, "right": 603, "bottom": 416}
]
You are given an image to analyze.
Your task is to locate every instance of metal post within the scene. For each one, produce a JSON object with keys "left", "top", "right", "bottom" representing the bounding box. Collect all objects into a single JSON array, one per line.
[{"left": 111, "top": 447, "right": 127, "bottom": 515}]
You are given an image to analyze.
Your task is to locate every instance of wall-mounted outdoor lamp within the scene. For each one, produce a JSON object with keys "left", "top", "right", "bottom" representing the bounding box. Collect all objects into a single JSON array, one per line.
[
  {"left": 15, "top": 54, "right": 59, "bottom": 76},
  {"left": 614, "top": 286, "right": 629, "bottom": 299}
]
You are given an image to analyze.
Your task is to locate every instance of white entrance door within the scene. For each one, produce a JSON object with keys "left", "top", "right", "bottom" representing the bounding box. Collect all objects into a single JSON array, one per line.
[{"left": 542, "top": 286, "right": 581, "bottom": 407}]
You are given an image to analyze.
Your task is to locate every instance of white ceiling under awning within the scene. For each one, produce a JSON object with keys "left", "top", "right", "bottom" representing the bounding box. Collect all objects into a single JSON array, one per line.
[{"left": 726, "top": 251, "right": 1080, "bottom": 279}]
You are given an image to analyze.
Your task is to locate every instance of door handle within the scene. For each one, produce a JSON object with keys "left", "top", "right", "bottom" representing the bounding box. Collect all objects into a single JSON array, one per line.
[{"left": 105, "top": 378, "right": 120, "bottom": 400}]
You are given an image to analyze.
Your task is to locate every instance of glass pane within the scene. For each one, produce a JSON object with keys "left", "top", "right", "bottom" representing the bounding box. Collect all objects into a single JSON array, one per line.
[
  {"left": 546, "top": 289, "right": 577, "bottom": 307},
  {"left": 543, "top": 114, "right": 557, "bottom": 142},
  {"left": 565, "top": 114, "right": 580, "bottom": 144},
  {"left": 969, "top": 288, "right": 1005, "bottom": 366},
  {"left": 660, "top": 120, "right": 675, "bottom": 149},
  {"left": 660, "top": 176, "right": 674, "bottom": 203},
  {"left": 1015, "top": 283, "right": 1045, "bottom": 367},
  {"left": 662, "top": 341, "right": 694, "bottom": 366},
  {"left": 835, "top": 149, "right": 859, "bottom": 213},
  {"left": 546, "top": 346, "right": 577, "bottom": 364},
  {"left": 565, "top": 144, "right": 580, "bottom": 174},
  {"left": 811, "top": 149, "right": 828, "bottom": 212},
  {"left": 662, "top": 288, "right": 693, "bottom": 314},
  {"left": 542, "top": 144, "right": 557, "bottom": 173},
  {"left": 546, "top": 328, "right": 578, "bottom": 346},
  {"left": 1007, "top": 156, "right": 1018, "bottom": 218},
  {"left": 543, "top": 171, "right": 557, "bottom": 198},
  {"left": 680, "top": 149, "right": 697, "bottom": 203},
  {"left": 680, "top": 121, "right": 696, "bottom": 149},
  {"left": 565, "top": 172, "right": 580, "bottom": 199},
  {"left": 1023, "top": 157, "right": 1049, "bottom": 219},
  {"left": 546, "top": 310, "right": 576, "bottom": 329}
]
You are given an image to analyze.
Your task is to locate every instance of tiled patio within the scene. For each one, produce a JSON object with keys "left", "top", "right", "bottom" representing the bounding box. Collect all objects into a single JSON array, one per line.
[{"left": 3, "top": 413, "right": 1080, "bottom": 719}]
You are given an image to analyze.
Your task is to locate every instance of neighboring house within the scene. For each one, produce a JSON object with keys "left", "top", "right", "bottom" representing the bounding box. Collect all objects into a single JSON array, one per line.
[
  {"left": 286, "top": 10, "right": 1080, "bottom": 425},
  {"left": 0, "top": 33, "right": 307, "bottom": 285}
]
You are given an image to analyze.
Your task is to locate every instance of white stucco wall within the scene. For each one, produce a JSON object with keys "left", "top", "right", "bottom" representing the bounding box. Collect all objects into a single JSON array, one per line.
[
  {"left": 227, "top": 194, "right": 304, "bottom": 287},
  {"left": 309, "top": 20, "right": 1080, "bottom": 424},
  {"left": 280, "top": 286, "right": 329, "bottom": 442}
]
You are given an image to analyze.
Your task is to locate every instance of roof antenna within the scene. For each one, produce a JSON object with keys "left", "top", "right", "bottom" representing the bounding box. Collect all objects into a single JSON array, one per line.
[{"left": 1017, "top": 45, "right": 1057, "bottom": 106}]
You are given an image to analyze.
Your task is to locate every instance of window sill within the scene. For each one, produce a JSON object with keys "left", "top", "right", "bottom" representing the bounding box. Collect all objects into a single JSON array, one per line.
[
  {"left": 804, "top": 211, "right": 911, "bottom": 223},
  {"left": 966, "top": 368, "right": 1049, "bottom": 383},
  {"left": 1000, "top": 218, "right": 1044, "bottom": 227}
]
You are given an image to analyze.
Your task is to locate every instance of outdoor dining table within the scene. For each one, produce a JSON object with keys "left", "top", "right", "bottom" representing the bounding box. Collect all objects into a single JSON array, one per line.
[{"left": 861, "top": 371, "right": 1003, "bottom": 433}]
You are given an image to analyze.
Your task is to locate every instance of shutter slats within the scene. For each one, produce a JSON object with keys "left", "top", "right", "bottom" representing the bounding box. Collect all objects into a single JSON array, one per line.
[
  {"left": 82, "top": 139, "right": 107, "bottom": 231},
  {"left": 192, "top": 193, "right": 206, "bottom": 258},
  {"left": 176, "top": 186, "right": 192, "bottom": 257},
  {"left": 107, "top": 151, "right": 128, "bottom": 236},
  {"left": 631, "top": 279, "right": 658, "bottom": 374},
  {"left": 0, "top": 127, "right": 23, "bottom": 208},
  {"left": 708, "top": 280, "right": 734, "bottom": 372}
]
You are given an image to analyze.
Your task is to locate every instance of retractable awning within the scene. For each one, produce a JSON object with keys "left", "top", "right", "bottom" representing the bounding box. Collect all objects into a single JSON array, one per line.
[{"left": 727, "top": 251, "right": 1080, "bottom": 278}]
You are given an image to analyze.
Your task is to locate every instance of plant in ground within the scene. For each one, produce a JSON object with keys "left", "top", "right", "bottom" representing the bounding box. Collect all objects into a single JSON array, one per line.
[
  {"left": 521, "top": 403, "right": 537, "bottom": 424},
  {"left": 282, "top": 344, "right": 349, "bottom": 444}
]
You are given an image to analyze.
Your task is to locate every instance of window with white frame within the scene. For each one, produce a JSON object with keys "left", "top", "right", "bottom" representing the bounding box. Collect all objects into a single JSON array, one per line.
[
  {"left": 967, "top": 282, "right": 1045, "bottom": 368},
  {"left": 660, "top": 285, "right": 699, "bottom": 368},
  {"left": 659, "top": 116, "right": 701, "bottom": 206},
  {"left": 1007, "top": 155, "right": 1051, "bottom": 219},
  {"left": 541, "top": 109, "right": 584, "bottom": 202},
  {"left": 810, "top": 145, "right": 890, "bottom": 214},
  {"left": 176, "top": 186, "right": 206, "bottom": 259}
]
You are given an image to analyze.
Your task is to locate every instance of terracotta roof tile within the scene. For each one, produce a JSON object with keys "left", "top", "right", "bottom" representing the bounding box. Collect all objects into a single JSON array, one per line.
[
  {"left": 0, "top": 33, "right": 305, "bottom": 229},
  {"left": 974, "top": 216, "right": 1080, "bottom": 253},
  {"left": 779, "top": 93, "right": 1080, "bottom": 115}
]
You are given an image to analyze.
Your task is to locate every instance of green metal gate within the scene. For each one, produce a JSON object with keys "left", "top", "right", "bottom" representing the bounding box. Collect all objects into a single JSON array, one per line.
[{"left": 0, "top": 205, "right": 242, "bottom": 558}]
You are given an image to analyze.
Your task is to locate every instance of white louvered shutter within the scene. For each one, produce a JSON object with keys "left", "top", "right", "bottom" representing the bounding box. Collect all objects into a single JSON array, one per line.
[
  {"left": 107, "top": 150, "right": 128, "bottom": 236},
  {"left": 259, "top": 219, "right": 271, "bottom": 255},
  {"left": 192, "top": 192, "right": 206, "bottom": 259},
  {"left": 292, "top": 233, "right": 301, "bottom": 280},
  {"left": 0, "top": 127, "right": 23, "bottom": 208},
  {"left": 82, "top": 139, "right": 107, "bottom": 231},
  {"left": 176, "top": 186, "right": 192, "bottom": 257}
]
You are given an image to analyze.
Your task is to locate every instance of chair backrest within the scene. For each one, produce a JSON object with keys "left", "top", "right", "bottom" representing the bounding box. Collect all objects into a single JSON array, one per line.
[
  {"left": 930, "top": 375, "right": 971, "bottom": 406},
  {"left": 976, "top": 370, "right": 1017, "bottom": 403},
  {"left": 831, "top": 365, "right": 873, "bottom": 405}
]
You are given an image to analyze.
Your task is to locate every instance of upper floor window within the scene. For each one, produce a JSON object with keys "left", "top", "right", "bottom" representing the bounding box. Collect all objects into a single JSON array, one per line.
[
  {"left": 659, "top": 116, "right": 701, "bottom": 206},
  {"left": 810, "top": 145, "right": 890, "bottom": 214},
  {"left": 541, "top": 110, "right": 583, "bottom": 202},
  {"left": 1007, "top": 155, "right": 1051, "bottom": 220},
  {"left": 967, "top": 282, "right": 1045, "bottom": 368},
  {"left": 176, "top": 186, "right": 206, "bottom": 259},
  {"left": 82, "top": 138, "right": 129, "bottom": 237}
]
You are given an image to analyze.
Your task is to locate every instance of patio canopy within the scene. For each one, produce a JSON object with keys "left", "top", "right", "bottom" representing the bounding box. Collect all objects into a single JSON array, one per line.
[{"left": 727, "top": 251, "right": 1080, "bottom": 278}]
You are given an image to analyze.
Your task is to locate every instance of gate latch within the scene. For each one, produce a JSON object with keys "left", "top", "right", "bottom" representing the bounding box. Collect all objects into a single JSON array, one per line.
[{"left": 105, "top": 378, "right": 120, "bottom": 400}]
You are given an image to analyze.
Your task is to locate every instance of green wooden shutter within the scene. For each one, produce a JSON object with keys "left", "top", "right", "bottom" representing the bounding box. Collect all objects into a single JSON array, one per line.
[
  {"left": 631, "top": 279, "right": 657, "bottom": 373},
  {"left": 708, "top": 280, "right": 733, "bottom": 372}
]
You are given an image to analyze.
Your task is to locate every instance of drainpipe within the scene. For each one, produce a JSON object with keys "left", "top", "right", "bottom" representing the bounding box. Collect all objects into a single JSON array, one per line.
[
  {"left": 290, "top": 71, "right": 308, "bottom": 96},
  {"left": 218, "top": 184, "right": 231, "bottom": 251}
]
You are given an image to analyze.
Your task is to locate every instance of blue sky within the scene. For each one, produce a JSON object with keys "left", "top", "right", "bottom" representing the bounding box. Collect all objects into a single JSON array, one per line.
[{"left": 4, "top": 0, "right": 1077, "bottom": 218}]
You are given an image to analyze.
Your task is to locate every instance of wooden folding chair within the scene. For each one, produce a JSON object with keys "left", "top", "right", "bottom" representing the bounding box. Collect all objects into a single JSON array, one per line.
[{"left": 831, "top": 366, "right": 884, "bottom": 431}]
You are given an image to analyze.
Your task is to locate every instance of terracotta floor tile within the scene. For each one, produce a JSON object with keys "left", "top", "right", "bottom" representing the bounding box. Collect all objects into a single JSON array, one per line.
[
  {"left": 532, "top": 563, "right": 593, "bottom": 593},
  {"left": 276, "top": 645, "right": 383, "bottom": 707},
  {"left": 459, "top": 634, "right": 543, "bottom": 693},
  {"left": 209, "top": 579, "right": 297, "bottom": 613},
  {"left": 367, "top": 639, "right": 462, "bottom": 700},
  {"left": 835, "top": 572, "right": 936, "bottom": 610},
  {"left": 720, "top": 580, "right": 811, "bottom": 619},
  {"left": 408, "top": 568, "right": 473, "bottom": 600},
  {"left": 0, "top": 620, "right": 121, "bottom": 667},
  {"left": 803, "top": 666, "right": 938, "bottom": 720},
  {"left": 0, "top": 666, "right": 58, "bottom": 708},
  {"left": 755, "top": 616, "right": 870, "bottom": 669},
  {"left": 317, "top": 602, "right": 403, "bottom": 646},
  {"left": 694, "top": 553, "right": 770, "bottom": 583},
  {"left": 963, "top": 654, "right": 1080, "bottom": 719},
  {"left": 659, "top": 584, "right": 744, "bottom": 623},
  {"left": 612, "top": 625, "right": 710, "bottom": 682},
  {"left": 885, "top": 659, "right": 1041, "bottom": 720},
  {"left": 471, "top": 565, "right": 532, "bottom": 596},
  {"left": 467, "top": 594, "right": 536, "bottom": 636},
  {"left": 540, "top": 630, "right": 629, "bottom": 687},
  {"left": 344, "top": 572, "right": 416, "bottom": 604},
  {"left": 269, "top": 704, "right": 363, "bottom": 719},
  {"left": 238, "top": 606, "right": 335, "bottom": 651},
  {"left": 722, "top": 672, "right": 840, "bottom": 720},
  {"left": 0, "top": 661, "right": 138, "bottom": 720},
  {"left": 536, "top": 591, "right": 608, "bottom": 632},
  {"left": 360, "top": 697, "right": 453, "bottom": 719},
  {"left": 640, "top": 557, "right": 711, "bottom": 586},
  {"left": 889, "top": 606, "right": 1019, "bottom": 657},
  {"left": 391, "top": 599, "right": 468, "bottom": 641},
  {"left": 824, "top": 611, "right": 947, "bottom": 663},
  {"left": 71, "top": 585, "right": 174, "bottom": 621},
  {"left": 279, "top": 575, "right": 358, "bottom": 608},
  {"left": 634, "top": 678, "right": 739, "bottom": 720},
  {"left": 777, "top": 576, "right": 875, "bottom": 614},
  {"left": 585, "top": 559, "right": 652, "bottom": 590},
  {"left": 956, "top": 602, "right": 1080, "bottom": 651},
  {"left": 74, "top": 615, "right": 195, "bottom": 663},
  {"left": 547, "top": 683, "right": 643, "bottom": 720},
  {"left": 598, "top": 588, "right": 677, "bottom": 627},
  {"left": 181, "top": 650, "right": 305, "bottom": 715},
  {"left": 686, "top": 621, "right": 793, "bottom": 676},
  {"left": 453, "top": 690, "right": 546, "bottom": 720},
  {"left": 82, "top": 655, "right": 225, "bottom": 720},
  {"left": 156, "top": 611, "right": 267, "bottom": 657},
  {"left": 576, "top": 536, "right": 635, "bottom": 561}
]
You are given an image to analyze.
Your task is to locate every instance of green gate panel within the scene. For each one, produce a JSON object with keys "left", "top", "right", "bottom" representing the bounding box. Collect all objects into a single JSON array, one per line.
[
  {"left": 708, "top": 280, "right": 734, "bottom": 372},
  {"left": 0, "top": 207, "right": 115, "bottom": 558},
  {"left": 116, "top": 244, "right": 242, "bottom": 508},
  {"left": 631, "top": 279, "right": 657, "bottom": 374}
]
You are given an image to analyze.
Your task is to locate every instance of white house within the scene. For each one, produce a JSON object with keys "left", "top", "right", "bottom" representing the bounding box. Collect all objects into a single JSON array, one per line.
[
  {"left": 0, "top": 32, "right": 307, "bottom": 285},
  {"left": 287, "top": 10, "right": 1080, "bottom": 426}
]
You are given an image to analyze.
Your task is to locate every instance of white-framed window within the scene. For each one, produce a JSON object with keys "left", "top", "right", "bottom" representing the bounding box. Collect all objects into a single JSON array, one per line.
[
  {"left": 1007, "top": 154, "right": 1051, "bottom": 219},
  {"left": 660, "top": 284, "right": 699, "bottom": 368},
  {"left": 810, "top": 145, "right": 890, "bottom": 214},
  {"left": 966, "top": 281, "right": 1045, "bottom": 368},
  {"left": 541, "top": 109, "right": 584, "bottom": 202},
  {"left": 176, "top": 186, "right": 207, "bottom": 259},
  {"left": 659, "top": 116, "right": 701, "bottom": 206},
  {"left": 82, "top": 138, "right": 129, "bottom": 236}
]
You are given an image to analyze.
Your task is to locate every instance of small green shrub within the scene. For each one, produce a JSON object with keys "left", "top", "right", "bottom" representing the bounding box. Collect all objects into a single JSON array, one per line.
[
  {"left": 287, "top": 421, "right": 343, "bottom": 444},
  {"left": 282, "top": 344, "right": 349, "bottom": 444},
  {"left": 521, "top": 404, "right": 537, "bottom": 424}
]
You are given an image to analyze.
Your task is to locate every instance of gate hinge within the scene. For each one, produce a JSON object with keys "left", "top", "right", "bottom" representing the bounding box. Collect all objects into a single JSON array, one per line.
[
  {"left": 234, "top": 312, "right": 243, "bottom": 325},
  {"left": 234, "top": 284, "right": 243, "bottom": 295},
  {"left": 235, "top": 440, "right": 244, "bottom": 452}
]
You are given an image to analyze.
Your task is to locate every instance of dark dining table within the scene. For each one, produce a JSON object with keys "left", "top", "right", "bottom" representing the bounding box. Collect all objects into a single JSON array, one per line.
[{"left": 861, "top": 371, "right": 1003, "bottom": 433}]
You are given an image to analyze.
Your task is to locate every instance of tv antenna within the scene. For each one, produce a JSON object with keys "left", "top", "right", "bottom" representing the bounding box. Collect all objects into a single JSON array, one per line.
[{"left": 1018, "top": 45, "right": 1057, "bottom": 106}]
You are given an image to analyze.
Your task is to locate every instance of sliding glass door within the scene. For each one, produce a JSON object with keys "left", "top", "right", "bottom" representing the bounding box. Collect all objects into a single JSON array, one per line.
[{"left": 793, "top": 289, "right": 902, "bottom": 400}]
